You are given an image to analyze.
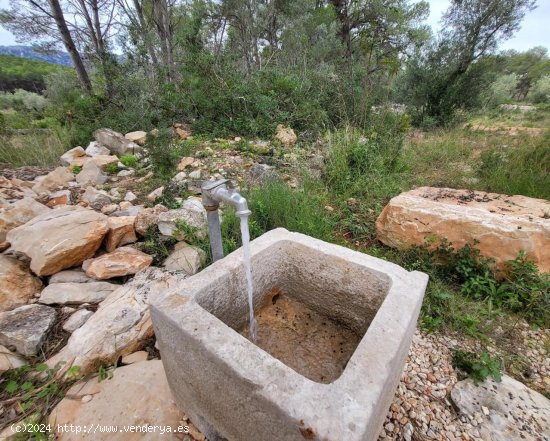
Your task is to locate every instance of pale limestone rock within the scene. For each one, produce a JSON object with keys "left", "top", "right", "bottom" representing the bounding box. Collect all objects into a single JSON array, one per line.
[
  {"left": 47, "top": 268, "right": 188, "bottom": 373},
  {"left": 121, "top": 350, "right": 148, "bottom": 364},
  {"left": 177, "top": 156, "right": 194, "bottom": 171},
  {"left": 172, "top": 171, "right": 187, "bottom": 183},
  {"left": 6, "top": 207, "right": 109, "bottom": 276},
  {"left": 83, "top": 246, "right": 152, "bottom": 280},
  {"left": 451, "top": 375, "right": 550, "bottom": 441},
  {"left": 134, "top": 204, "right": 168, "bottom": 236},
  {"left": 39, "top": 282, "right": 117, "bottom": 305},
  {"left": 0, "top": 345, "right": 26, "bottom": 373},
  {"left": 119, "top": 201, "right": 133, "bottom": 210},
  {"left": 94, "top": 128, "right": 142, "bottom": 156},
  {"left": 157, "top": 197, "right": 207, "bottom": 240},
  {"left": 60, "top": 146, "right": 86, "bottom": 166},
  {"left": 62, "top": 309, "right": 93, "bottom": 333},
  {"left": 49, "top": 269, "right": 94, "bottom": 284},
  {"left": 188, "top": 169, "right": 201, "bottom": 179},
  {"left": 48, "top": 360, "right": 184, "bottom": 440},
  {"left": 0, "top": 256, "right": 43, "bottom": 312},
  {"left": 117, "top": 169, "right": 134, "bottom": 177},
  {"left": 0, "top": 304, "right": 56, "bottom": 356},
  {"left": 147, "top": 186, "right": 164, "bottom": 202},
  {"left": 376, "top": 187, "right": 550, "bottom": 273},
  {"left": 123, "top": 191, "right": 137, "bottom": 202},
  {"left": 104, "top": 216, "right": 137, "bottom": 252},
  {"left": 101, "top": 204, "right": 118, "bottom": 215},
  {"left": 31, "top": 167, "right": 74, "bottom": 194},
  {"left": 76, "top": 161, "right": 108, "bottom": 186},
  {"left": 124, "top": 131, "right": 147, "bottom": 145},
  {"left": 76, "top": 154, "right": 119, "bottom": 170},
  {"left": 82, "top": 186, "right": 112, "bottom": 210},
  {"left": 163, "top": 242, "right": 205, "bottom": 275},
  {"left": 275, "top": 124, "right": 297, "bottom": 147},
  {"left": 47, "top": 189, "right": 71, "bottom": 207},
  {"left": 85, "top": 141, "right": 110, "bottom": 157},
  {"left": 0, "top": 197, "right": 49, "bottom": 241}
]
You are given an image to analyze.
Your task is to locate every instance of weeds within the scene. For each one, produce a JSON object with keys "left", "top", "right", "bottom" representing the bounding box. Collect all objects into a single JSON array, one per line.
[
  {"left": 0, "top": 130, "right": 66, "bottom": 166},
  {"left": 452, "top": 349, "right": 502, "bottom": 385},
  {"left": 119, "top": 154, "right": 138, "bottom": 168}
]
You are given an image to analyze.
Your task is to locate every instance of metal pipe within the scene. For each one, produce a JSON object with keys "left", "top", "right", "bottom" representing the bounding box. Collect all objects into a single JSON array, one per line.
[{"left": 201, "top": 179, "right": 250, "bottom": 262}]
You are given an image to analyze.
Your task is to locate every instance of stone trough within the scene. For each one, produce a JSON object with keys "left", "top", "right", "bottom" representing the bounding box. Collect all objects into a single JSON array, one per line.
[{"left": 151, "top": 228, "right": 428, "bottom": 441}]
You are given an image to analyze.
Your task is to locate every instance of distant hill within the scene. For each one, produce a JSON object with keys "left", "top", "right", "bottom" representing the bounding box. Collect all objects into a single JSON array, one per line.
[
  {"left": 0, "top": 54, "right": 72, "bottom": 93},
  {"left": 0, "top": 46, "right": 71, "bottom": 66}
]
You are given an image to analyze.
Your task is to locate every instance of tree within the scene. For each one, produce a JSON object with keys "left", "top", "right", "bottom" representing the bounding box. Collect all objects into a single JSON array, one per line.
[{"left": 0, "top": 0, "right": 92, "bottom": 91}]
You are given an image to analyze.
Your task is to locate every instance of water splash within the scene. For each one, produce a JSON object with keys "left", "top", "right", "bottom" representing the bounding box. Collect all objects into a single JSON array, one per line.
[{"left": 239, "top": 214, "right": 258, "bottom": 342}]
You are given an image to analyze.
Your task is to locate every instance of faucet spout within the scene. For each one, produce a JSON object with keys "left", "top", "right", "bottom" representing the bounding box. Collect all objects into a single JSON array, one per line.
[{"left": 201, "top": 180, "right": 251, "bottom": 262}]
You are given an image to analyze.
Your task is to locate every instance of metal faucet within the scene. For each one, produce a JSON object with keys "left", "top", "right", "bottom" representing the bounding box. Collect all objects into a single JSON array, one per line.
[{"left": 201, "top": 179, "right": 251, "bottom": 262}]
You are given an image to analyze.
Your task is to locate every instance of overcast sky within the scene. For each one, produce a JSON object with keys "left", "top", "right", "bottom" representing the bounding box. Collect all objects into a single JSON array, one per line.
[{"left": 0, "top": 0, "right": 548, "bottom": 53}]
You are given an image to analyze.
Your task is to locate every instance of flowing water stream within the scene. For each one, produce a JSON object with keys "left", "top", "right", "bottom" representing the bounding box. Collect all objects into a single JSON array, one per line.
[{"left": 239, "top": 213, "right": 258, "bottom": 342}]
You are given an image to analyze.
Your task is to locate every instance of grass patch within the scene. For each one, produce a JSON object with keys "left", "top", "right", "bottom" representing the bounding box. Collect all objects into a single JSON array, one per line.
[{"left": 0, "top": 131, "right": 66, "bottom": 166}]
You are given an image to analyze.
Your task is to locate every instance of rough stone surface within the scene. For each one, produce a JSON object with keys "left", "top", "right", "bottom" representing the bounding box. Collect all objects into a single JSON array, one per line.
[
  {"left": 152, "top": 228, "right": 428, "bottom": 441},
  {"left": 39, "top": 282, "right": 117, "bottom": 305},
  {"left": 275, "top": 124, "right": 297, "bottom": 147},
  {"left": 94, "top": 128, "right": 142, "bottom": 156},
  {"left": 0, "top": 255, "right": 43, "bottom": 312},
  {"left": 82, "top": 154, "right": 119, "bottom": 169},
  {"left": 124, "top": 131, "right": 147, "bottom": 145},
  {"left": 134, "top": 204, "right": 168, "bottom": 236},
  {"left": 157, "top": 197, "right": 207, "bottom": 240},
  {"left": 85, "top": 141, "right": 110, "bottom": 157},
  {"left": 451, "top": 375, "right": 550, "bottom": 441},
  {"left": 60, "top": 146, "right": 86, "bottom": 166},
  {"left": 123, "top": 191, "right": 137, "bottom": 202},
  {"left": 6, "top": 207, "right": 109, "bottom": 276},
  {"left": 121, "top": 350, "right": 148, "bottom": 364},
  {"left": 163, "top": 242, "right": 205, "bottom": 275},
  {"left": 104, "top": 216, "right": 137, "bottom": 252},
  {"left": 47, "top": 360, "right": 184, "bottom": 440},
  {"left": 376, "top": 187, "right": 550, "bottom": 273},
  {"left": 0, "top": 197, "right": 49, "bottom": 241},
  {"left": 177, "top": 157, "right": 194, "bottom": 171},
  {"left": 0, "top": 304, "right": 56, "bottom": 356},
  {"left": 76, "top": 160, "right": 108, "bottom": 186},
  {"left": 0, "top": 344, "right": 26, "bottom": 373},
  {"left": 49, "top": 269, "right": 94, "bottom": 284},
  {"left": 147, "top": 186, "right": 164, "bottom": 202},
  {"left": 83, "top": 246, "right": 153, "bottom": 280},
  {"left": 62, "top": 309, "right": 93, "bottom": 333},
  {"left": 32, "top": 167, "right": 74, "bottom": 194},
  {"left": 82, "top": 186, "right": 112, "bottom": 210},
  {"left": 47, "top": 190, "right": 71, "bottom": 207},
  {"left": 47, "top": 268, "right": 188, "bottom": 373}
]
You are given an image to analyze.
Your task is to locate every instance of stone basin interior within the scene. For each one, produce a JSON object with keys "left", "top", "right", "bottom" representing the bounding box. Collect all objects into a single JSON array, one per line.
[{"left": 195, "top": 240, "right": 391, "bottom": 384}]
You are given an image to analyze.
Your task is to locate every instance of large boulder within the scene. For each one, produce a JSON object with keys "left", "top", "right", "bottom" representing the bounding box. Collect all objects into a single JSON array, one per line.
[
  {"left": 60, "top": 146, "right": 86, "bottom": 166},
  {"left": 31, "top": 167, "right": 74, "bottom": 195},
  {"left": 85, "top": 141, "right": 110, "bottom": 157},
  {"left": 0, "top": 255, "right": 43, "bottom": 312},
  {"left": 94, "top": 128, "right": 142, "bottom": 156},
  {"left": 83, "top": 246, "right": 153, "bottom": 280},
  {"left": 0, "top": 304, "right": 56, "bottom": 356},
  {"left": 6, "top": 207, "right": 109, "bottom": 276},
  {"left": 76, "top": 161, "right": 108, "bottom": 186},
  {"left": 451, "top": 375, "right": 550, "bottom": 441},
  {"left": 39, "top": 282, "right": 118, "bottom": 305},
  {"left": 47, "top": 268, "right": 188, "bottom": 373},
  {"left": 48, "top": 360, "right": 185, "bottom": 441},
  {"left": 0, "top": 197, "right": 49, "bottom": 242},
  {"left": 376, "top": 187, "right": 550, "bottom": 273}
]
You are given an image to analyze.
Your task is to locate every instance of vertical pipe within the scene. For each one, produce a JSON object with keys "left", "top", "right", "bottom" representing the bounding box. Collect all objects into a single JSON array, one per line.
[{"left": 206, "top": 209, "right": 224, "bottom": 262}]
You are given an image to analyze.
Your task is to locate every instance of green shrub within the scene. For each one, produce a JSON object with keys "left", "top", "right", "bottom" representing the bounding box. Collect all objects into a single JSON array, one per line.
[
  {"left": 452, "top": 350, "right": 502, "bottom": 385},
  {"left": 145, "top": 129, "right": 194, "bottom": 180},
  {"left": 104, "top": 163, "right": 119, "bottom": 174},
  {"left": 120, "top": 154, "right": 138, "bottom": 167}
]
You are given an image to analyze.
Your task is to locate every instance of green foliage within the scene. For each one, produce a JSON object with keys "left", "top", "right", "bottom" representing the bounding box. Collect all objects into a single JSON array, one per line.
[
  {"left": 477, "top": 132, "right": 550, "bottom": 199},
  {"left": 103, "top": 163, "right": 119, "bottom": 174},
  {"left": 70, "top": 164, "right": 82, "bottom": 174},
  {"left": 247, "top": 178, "right": 335, "bottom": 242},
  {"left": 0, "top": 54, "right": 70, "bottom": 93},
  {"left": 142, "top": 225, "right": 176, "bottom": 266},
  {"left": 0, "top": 130, "right": 67, "bottom": 166},
  {"left": 1, "top": 362, "right": 78, "bottom": 433},
  {"left": 145, "top": 130, "right": 195, "bottom": 180},
  {"left": 120, "top": 154, "right": 138, "bottom": 167},
  {"left": 452, "top": 350, "right": 502, "bottom": 385}
]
